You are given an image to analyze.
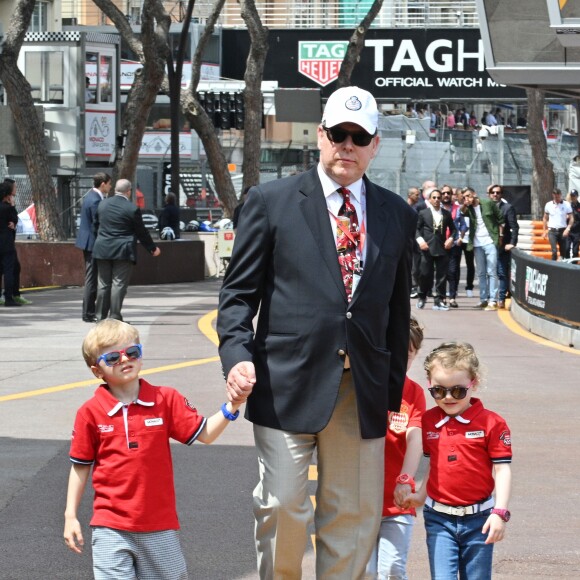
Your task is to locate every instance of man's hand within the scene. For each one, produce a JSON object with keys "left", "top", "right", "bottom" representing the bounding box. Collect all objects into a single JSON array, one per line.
[
  {"left": 419, "top": 241, "right": 429, "bottom": 251},
  {"left": 444, "top": 238, "right": 454, "bottom": 250},
  {"left": 8, "top": 221, "right": 16, "bottom": 230},
  {"left": 505, "top": 243, "right": 514, "bottom": 251},
  {"left": 152, "top": 247, "right": 161, "bottom": 257},
  {"left": 226, "top": 361, "right": 256, "bottom": 404}
]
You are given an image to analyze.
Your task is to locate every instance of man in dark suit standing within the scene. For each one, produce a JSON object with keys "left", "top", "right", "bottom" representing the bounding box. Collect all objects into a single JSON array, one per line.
[
  {"left": 0, "top": 182, "right": 20, "bottom": 307},
  {"left": 75, "top": 172, "right": 111, "bottom": 322},
  {"left": 489, "top": 184, "right": 519, "bottom": 308},
  {"left": 92, "top": 179, "right": 160, "bottom": 321},
  {"left": 415, "top": 188, "right": 455, "bottom": 311},
  {"left": 217, "top": 86, "right": 417, "bottom": 578}
]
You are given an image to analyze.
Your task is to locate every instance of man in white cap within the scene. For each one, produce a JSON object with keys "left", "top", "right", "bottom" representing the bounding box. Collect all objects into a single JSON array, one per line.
[{"left": 218, "top": 86, "right": 417, "bottom": 578}]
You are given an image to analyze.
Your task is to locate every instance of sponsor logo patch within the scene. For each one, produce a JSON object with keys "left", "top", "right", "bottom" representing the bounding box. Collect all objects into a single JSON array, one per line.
[
  {"left": 389, "top": 409, "right": 409, "bottom": 434},
  {"left": 97, "top": 424, "right": 114, "bottom": 433},
  {"left": 465, "top": 430, "right": 485, "bottom": 438},
  {"left": 426, "top": 431, "right": 440, "bottom": 440},
  {"left": 145, "top": 418, "right": 163, "bottom": 427},
  {"left": 500, "top": 430, "right": 511, "bottom": 446}
]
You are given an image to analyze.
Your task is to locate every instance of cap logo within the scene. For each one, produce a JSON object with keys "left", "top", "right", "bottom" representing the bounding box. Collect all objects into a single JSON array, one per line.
[{"left": 345, "top": 96, "right": 362, "bottom": 111}]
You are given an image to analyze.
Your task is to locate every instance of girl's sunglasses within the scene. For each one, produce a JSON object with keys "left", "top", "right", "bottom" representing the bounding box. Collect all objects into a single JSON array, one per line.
[
  {"left": 323, "top": 126, "right": 375, "bottom": 147},
  {"left": 428, "top": 379, "right": 475, "bottom": 400},
  {"left": 97, "top": 344, "right": 143, "bottom": 367}
]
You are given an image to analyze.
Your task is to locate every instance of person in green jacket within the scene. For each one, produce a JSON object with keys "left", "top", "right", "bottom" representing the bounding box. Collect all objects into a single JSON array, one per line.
[{"left": 460, "top": 188, "right": 504, "bottom": 310}]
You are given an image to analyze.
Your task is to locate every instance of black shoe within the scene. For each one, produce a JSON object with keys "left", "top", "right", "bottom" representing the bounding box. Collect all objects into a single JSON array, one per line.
[
  {"left": 5, "top": 301, "right": 22, "bottom": 307},
  {"left": 82, "top": 315, "right": 98, "bottom": 322},
  {"left": 473, "top": 301, "right": 488, "bottom": 309},
  {"left": 449, "top": 299, "right": 459, "bottom": 308},
  {"left": 416, "top": 298, "right": 426, "bottom": 309},
  {"left": 410, "top": 287, "right": 419, "bottom": 299}
]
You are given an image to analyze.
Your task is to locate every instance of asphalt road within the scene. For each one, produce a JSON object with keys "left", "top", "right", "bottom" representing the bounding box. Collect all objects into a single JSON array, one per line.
[{"left": 1, "top": 279, "right": 579, "bottom": 579}]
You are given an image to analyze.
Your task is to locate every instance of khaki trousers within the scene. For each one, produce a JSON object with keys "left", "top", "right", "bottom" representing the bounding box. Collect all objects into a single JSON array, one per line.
[{"left": 253, "top": 371, "right": 385, "bottom": 579}]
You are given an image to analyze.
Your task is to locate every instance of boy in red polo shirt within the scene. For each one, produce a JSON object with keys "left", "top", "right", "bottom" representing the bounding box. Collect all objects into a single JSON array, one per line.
[
  {"left": 63, "top": 319, "right": 253, "bottom": 579},
  {"left": 401, "top": 341, "right": 512, "bottom": 580},
  {"left": 366, "top": 316, "right": 426, "bottom": 579}
]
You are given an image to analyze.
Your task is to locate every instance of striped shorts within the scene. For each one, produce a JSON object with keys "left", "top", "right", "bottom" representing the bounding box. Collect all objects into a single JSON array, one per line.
[{"left": 92, "top": 527, "right": 188, "bottom": 580}]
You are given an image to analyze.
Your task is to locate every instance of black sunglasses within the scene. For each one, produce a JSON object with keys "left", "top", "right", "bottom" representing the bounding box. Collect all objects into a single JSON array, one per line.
[
  {"left": 323, "top": 126, "right": 375, "bottom": 147},
  {"left": 428, "top": 379, "right": 475, "bottom": 400},
  {"left": 97, "top": 344, "right": 143, "bottom": 367}
]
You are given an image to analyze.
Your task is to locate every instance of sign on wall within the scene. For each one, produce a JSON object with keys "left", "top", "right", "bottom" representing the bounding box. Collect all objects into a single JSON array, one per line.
[
  {"left": 223, "top": 28, "right": 526, "bottom": 100},
  {"left": 85, "top": 110, "right": 116, "bottom": 156}
]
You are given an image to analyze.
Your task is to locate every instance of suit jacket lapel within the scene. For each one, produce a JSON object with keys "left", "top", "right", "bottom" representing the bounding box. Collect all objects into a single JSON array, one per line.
[
  {"left": 299, "top": 169, "right": 348, "bottom": 301},
  {"left": 350, "top": 177, "right": 391, "bottom": 305}
]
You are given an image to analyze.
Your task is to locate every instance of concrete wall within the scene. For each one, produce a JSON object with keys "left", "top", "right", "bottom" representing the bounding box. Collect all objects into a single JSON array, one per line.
[{"left": 16, "top": 240, "right": 205, "bottom": 288}]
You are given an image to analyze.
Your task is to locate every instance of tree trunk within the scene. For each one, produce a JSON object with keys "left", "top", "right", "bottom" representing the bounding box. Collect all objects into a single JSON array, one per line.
[
  {"left": 185, "top": 0, "right": 238, "bottom": 218},
  {"left": 182, "top": 92, "right": 234, "bottom": 215},
  {"left": 94, "top": 0, "right": 170, "bottom": 184},
  {"left": 526, "top": 89, "right": 555, "bottom": 219},
  {"left": 167, "top": 0, "right": 195, "bottom": 205},
  {"left": 337, "top": 0, "right": 385, "bottom": 88},
  {"left": 240, "top": 0, "right": 269, "bottom": 192},
  {"left": 0, "top": 0, "right": 66, "bottom": 241}
]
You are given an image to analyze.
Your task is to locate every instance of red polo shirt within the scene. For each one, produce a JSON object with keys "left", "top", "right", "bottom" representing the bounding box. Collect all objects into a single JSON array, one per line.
[
  {"left": 422, "top": 398, "right": 512, "bottom": 506},
  {"left": 383, "top": 376, "right": 426, "bottom": 517},
  {"left": 70, "top": 379, "right": 206, "bottom": 532}
]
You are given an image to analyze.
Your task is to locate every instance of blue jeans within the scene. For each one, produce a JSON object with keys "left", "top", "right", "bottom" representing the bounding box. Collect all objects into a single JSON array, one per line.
[
  {"left": 497, "top": 249, "right": 510, "bottom": 302},
  {"left": 424, "top": 506, "right": 494, "bottom": 580},
  {"left": 366, "top": 514, "right": 414, "bottom": 579},
  {"left": 473, "top": 244, "right": 498, "bottom": 303}
]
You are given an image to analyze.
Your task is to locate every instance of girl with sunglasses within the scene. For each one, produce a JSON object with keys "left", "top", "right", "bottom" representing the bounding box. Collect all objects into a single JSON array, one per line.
[{"left": 400, "top": 342, "right": 512, "bottom": 580}]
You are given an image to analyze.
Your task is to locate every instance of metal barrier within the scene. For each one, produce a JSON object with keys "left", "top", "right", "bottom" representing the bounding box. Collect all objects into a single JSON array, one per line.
[{"left": 510, "top": 248, "right": 580, "bottom": 348}]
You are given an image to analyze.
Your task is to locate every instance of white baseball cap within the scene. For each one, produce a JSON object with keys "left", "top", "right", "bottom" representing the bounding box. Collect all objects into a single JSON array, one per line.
[{"left": 322, "top": 86, "right": 378, "bottom": 135}]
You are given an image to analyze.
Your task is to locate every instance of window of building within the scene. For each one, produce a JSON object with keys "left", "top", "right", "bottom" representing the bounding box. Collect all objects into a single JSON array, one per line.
[
  {"left": 30, "top": 1, "right": 50, "bottom": 33},
  {"left": 25, "top": 50, "right": 65, "bottom": 104},
  {"left": 85, "top": 49, "right": 116, "bottom": 106}
]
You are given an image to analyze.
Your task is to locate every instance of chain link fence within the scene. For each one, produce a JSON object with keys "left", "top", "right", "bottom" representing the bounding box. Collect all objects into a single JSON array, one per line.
[{"left": 2, "top": 128, "right": 578, "bottom": 235}]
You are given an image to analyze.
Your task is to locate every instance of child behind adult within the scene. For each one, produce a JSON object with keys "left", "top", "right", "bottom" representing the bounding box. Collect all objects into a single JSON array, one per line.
[
  {"left": 366, "top": 316, "right": 427, "bottom": 579},
  {"left": 402, "top": 342, "right": 512, "bottom": 580},
  {"left": 63, "top": 319, "right": 254, "bottom": 579}
]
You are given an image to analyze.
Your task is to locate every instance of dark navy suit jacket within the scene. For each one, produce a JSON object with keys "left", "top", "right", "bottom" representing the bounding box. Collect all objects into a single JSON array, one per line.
[
  {"left": 75, "top": 189, "right": 102, "bottom": 252},
  {"left": 218, "top": 167, "right": 417, "bottom": 439}
]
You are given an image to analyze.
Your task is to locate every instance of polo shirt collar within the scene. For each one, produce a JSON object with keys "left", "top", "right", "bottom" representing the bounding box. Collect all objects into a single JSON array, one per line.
[
  {"left": 434, "top": 398, "right": 484, "bottom": 428},
  {"left": 94, "top": 379, "right": 155, "bottom": 417}
]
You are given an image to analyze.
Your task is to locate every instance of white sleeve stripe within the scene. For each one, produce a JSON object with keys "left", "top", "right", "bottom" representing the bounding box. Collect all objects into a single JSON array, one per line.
[
  {"left": 186, "top": 417, "right": 207, "bottom": 445},
  {"left": 70, "top": 457, "right": 94, "bottom": 465}
]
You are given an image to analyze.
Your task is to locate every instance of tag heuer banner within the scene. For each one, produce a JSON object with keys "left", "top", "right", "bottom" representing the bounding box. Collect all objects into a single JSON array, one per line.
[
  {"left": 222, "top": 28, "right": 526, "bottom": 100},
  {"left": 298, "top": 41, "right": 349, "bottom": 86}
]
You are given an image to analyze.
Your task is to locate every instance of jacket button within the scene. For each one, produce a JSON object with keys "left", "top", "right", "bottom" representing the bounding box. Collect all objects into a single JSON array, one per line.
[
  {"left": 337, "top": 349, "right": 346, "bottom": 356},
  {"left": 346, "top": 312, "right": 352, "bottom": 319}
]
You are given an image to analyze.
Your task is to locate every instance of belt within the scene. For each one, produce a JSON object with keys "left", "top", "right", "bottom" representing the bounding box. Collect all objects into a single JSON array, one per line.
[
  {"left": 549, "top": 227, "right": 566, "bottom": 232},
  {"left": 425, "top": 496, "right": 494, "bottom": 516}
]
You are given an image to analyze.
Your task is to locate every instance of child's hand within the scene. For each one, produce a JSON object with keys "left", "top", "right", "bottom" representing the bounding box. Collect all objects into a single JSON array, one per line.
[
  {"left": 399, "top": 492, "right": 424, "bottom": 510},
  {"left": 64, "top": 516, "right": 84, "bottom": 554},
  {"left": 394, "top": 483, "right": 413, "bottom": 508},
  {"left": 482, "top": 514, "right": 506, "bottom": 544}
]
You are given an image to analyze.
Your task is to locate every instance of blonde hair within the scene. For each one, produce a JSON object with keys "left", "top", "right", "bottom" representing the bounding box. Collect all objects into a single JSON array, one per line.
[
  {"left": 82, "top": 319, "right": 140, "bottom": 367},
  {"left": 423, "top": 341, "right": 484, "bottom": 383}
]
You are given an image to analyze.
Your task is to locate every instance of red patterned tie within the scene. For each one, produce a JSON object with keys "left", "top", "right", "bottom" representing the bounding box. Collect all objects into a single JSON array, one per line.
[{"left": 336, "top": 187, "right": 360, "bottom": 301}]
